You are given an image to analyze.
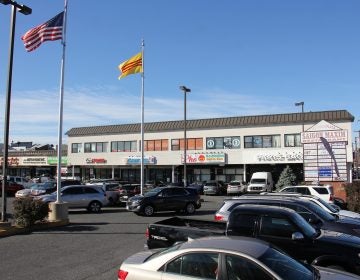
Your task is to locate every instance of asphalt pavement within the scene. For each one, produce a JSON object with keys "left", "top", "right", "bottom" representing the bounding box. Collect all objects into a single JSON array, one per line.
[{"left": 0, "top": 195, "right": 225, "bottom": 280}]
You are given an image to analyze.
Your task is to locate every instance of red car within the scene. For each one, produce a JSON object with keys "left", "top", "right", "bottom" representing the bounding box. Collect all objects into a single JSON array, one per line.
[{"left": 0, "top": 181, "right": 25, "bottom": 196}]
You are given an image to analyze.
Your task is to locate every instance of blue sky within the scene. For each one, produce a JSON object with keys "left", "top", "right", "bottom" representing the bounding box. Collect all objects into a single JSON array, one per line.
[{"left": 0, "top": 0, "right": 359, "bottom": 145}]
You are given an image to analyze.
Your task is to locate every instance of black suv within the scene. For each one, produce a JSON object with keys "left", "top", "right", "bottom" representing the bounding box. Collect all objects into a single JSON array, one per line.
[
  {"left": 227, "top": 205, "right": 360, "bottom": 275},
  {"left": 126, "top": 186, "right": 201, "bottom": 216},
  {"left": 217, "top": 195, "right": 360, "bottom": 237}
]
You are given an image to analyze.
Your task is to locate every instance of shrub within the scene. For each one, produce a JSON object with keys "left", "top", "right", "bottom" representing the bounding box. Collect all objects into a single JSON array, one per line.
[
  {"left": 344, "top": 181, "right": 360, "bottom": 213},
  {"left": 13, "top": 198, "right": 49, "bottom": 228}
]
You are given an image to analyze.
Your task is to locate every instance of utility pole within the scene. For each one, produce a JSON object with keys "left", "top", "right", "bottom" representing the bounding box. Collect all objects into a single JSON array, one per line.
[{"left": 355, "top": 131, "right": 360, "bottom": 180}]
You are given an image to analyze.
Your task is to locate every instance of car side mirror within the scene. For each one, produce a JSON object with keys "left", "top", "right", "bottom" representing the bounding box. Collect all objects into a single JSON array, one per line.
[{"left": 291, "top": 232, "right": 304, "bottom": 241}]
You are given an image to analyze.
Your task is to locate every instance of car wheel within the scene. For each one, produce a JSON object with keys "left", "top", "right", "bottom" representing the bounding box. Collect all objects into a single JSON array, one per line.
[
  {"left": 88, "top": 201, "right": 102, "bottom": 213},
  {"left": 143, "top": 205, "right": 154, "bottom": 216},
  {"left": 185, "top": 203, "right": 196, "bottom": 214}
]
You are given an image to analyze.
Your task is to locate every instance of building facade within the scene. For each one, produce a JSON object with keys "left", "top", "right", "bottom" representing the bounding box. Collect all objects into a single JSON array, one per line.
[{"left": 65, "top": 110, "right": 354, "bottom": 187}]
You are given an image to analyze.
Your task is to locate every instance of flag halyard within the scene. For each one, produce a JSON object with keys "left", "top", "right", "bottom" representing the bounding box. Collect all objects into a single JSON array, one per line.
[{"left": 21, "top": 12, "right": 64, "bottom": 52}]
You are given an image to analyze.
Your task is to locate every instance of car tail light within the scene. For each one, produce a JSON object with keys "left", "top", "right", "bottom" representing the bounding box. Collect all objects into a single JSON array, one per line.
[
  {"left": 330, "top": 194, "right": 334, "bottom": 201},
  {"left": 145, "top": 227, "right": 149, "bottom": 239},
  {"left": 118, "top": 269, "right": 128, "bottom": 280},
  {"left": 214, "top": 214, "right": 224, "bottom": 221}
]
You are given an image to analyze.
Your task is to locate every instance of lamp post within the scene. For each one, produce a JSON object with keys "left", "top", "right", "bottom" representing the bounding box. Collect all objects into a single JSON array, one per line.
[
  {"left": 295, "top": 101, "right": 304, "bottom": 132},
  {"left": 0, "top": 0, "right": 32, "bottom": 223},
  {"left": 180, "top": 86, "right": 191, "bottom": 187}
]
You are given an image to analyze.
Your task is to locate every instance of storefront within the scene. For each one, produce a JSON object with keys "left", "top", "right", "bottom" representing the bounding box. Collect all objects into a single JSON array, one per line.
[{"left": 65, "top": 110, "right": 354, "bottom": 185}]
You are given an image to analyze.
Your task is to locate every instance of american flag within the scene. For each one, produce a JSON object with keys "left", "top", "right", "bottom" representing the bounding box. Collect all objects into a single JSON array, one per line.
[{"left": 21, "top": 12, "right": 64, "bottom": 52}]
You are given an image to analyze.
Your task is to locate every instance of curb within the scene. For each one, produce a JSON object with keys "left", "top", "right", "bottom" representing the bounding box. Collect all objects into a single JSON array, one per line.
[{"left": 0, "top": 219, "right": 69, "bottom": 238}]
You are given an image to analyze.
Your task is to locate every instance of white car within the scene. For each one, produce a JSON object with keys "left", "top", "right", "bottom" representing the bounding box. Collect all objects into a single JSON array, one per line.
[
  {"left": 226, "top": 180, "right": 246, "bottom": 195},
  {"left": 279, "top": 185, "right": 334, "bottom": 203},
  {"left": 118, "top": 236, "right": 360, "bottom": 280},
  {"left": 36, "top": 185, "right": 109, "bottom": 213}
]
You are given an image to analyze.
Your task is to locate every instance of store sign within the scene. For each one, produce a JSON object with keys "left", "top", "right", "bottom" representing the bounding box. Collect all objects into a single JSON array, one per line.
[
  {"left": 181, "top": 152, "right": 226, "bottom": 164},
  {"left": 301, "top": 130, "right": 348, "bottom": 144},
  {"left": 125, "top": 156, "right": 157, "bottom": 165},
  {"left": 0, "top": 157, "right": 20, "bottom": 166},
  {"left": 85, "top": 158, "right": 107, "bottom": 164},
  {"left": 302, "top": 120, "right": 348, "bottom": 182},
  {"left": 256, "top": 151, "right": 303, "bottom": 162},
  {"left": 22, "top": 157, "right": 47, "bottom": 165},
  {"left": 47, "top": 156, "right": 68, "bottom": 165}
]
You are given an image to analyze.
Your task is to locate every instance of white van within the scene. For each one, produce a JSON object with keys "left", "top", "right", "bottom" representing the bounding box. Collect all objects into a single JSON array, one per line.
[{"left": 247, "top": 172, "right": 273, "bottom": 193}]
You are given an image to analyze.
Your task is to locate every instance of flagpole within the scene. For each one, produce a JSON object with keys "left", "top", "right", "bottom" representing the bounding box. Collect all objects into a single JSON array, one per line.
[
  {"left": 56, "top": 0, "right": 68, "bottom": 203},
  {"left": 140, "top": 39, "right": 145, "bottom": 195}
]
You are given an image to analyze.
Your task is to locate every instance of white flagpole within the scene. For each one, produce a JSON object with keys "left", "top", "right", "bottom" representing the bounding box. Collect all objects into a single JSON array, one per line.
[
  {"left": 56, "top": 0, "right": 68, "bottom": 203},
  {"left": 140, "top": 39, "right": 145, "bottom": 195}
]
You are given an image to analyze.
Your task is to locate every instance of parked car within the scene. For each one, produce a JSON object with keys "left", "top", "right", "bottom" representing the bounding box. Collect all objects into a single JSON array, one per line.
[
  {"left": 213, "top": 195, "right": 360, "bottom": 237},
  {"left": 7, "top": 176, "right": 32, "bottom": 188},
  {"left": 0, "top": 181, "right": 24, "bottom": 196},
  {"left": 203, "top": 181, "right": 225, "bottom": 195},
  {"left": 15, "top": 181, "right": 57, "bottom": 198},
  {"left": 247, "top": 172, "right": 274, "bottom": 193},
  {"left": 145, "top": 206, "right": 360, "bottom": 275},
  {"left": 126, "top": 186, "right": 201, "bottom": 216},
  {"left": 118, "top": 236, "right": 360, "bottom": 280},
  {"left": 260, "top": 192, "right": 360, "bottom": 220},
  {"left": 279, "top": 184, "right": 334, "bottom": 203},
  {"left": 35, "top": 185, "right": 108, "bottom": 212},
  {"left": 118, "top": 184, "right": 141, "bottom": 203},
  {"left": 226, "top": 180, "right": 246, "bottom": 195},
  {"left": 101, "top": 182, "right": 121, "bottom": 205},
  {"left": 188, "top": 181, "right": 205, "bottom": 195},
  {"left": 333, "top": 196, "right": 348, "bottom": 210}
]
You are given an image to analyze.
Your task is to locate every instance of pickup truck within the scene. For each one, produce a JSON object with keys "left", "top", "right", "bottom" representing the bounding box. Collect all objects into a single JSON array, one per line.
[{"left": 146, "top": 204, "right": 360, "bottom": 275}]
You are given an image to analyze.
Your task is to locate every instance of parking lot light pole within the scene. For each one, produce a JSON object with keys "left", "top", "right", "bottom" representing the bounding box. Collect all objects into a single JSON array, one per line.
[
  {"left": 0, "top": 0, "right": 32, "bottom": 223},
  {"left": 295, "top": 101, "right": 304, "bottom": 132},
  {"left": 180, "top": 86, "right": 191, "bottom": 187}
]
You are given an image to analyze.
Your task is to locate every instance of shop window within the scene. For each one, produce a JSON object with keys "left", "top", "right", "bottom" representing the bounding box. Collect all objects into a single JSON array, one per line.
[
  {"left": 285, "top": 134, "right": 301, "bottom": 147},
  {"left": 206, "top": 136, "right": 240, "bottom": 149},
  {"left": 171, "top": 138, "right": 203, "bottom": 150},
  {"left": 71, "top": 143, "right": 82, "bottom": 153},
  {"left": 111, "top": 141, "right": 137, "bottom": 152},
  {"left": 84, "top": 142, "right": 108, "bottom": 153},
  {"left": 244, "top": 135, "right": 281, "bottom": 148},
  {"left": 144, "top": 139, "right": 168, "bottom": 151}
]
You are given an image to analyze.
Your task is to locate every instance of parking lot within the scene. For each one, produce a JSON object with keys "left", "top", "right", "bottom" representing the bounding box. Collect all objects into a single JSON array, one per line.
[{"left": 0, "top": 195, "right": 224, "bottom": 280}]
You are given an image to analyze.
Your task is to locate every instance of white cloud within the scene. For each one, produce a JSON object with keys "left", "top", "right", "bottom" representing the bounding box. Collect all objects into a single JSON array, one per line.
[{"left": 0, "top": 85, "right": 293, "bottom": 145}]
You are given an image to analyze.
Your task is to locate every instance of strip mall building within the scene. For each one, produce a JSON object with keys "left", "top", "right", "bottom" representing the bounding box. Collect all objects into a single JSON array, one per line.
[{"left": 65, "top": 110, "right": 354, "bottom": 196}]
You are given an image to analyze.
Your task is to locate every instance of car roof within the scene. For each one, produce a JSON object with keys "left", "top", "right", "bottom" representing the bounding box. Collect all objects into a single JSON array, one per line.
[
  {"left": 221, "top": 196, "right": 318, "bottom": 210},
  {"left": 177, "top": 236, "right": 270, "bottom": 258},
  {"left": 232, "top": 204, "right": 298, "bottom": 215}
]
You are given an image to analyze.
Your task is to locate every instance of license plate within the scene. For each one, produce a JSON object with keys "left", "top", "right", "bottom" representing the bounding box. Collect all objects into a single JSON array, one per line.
[{"left": 126, "top": 205, "right": 129, "bottom": 210}]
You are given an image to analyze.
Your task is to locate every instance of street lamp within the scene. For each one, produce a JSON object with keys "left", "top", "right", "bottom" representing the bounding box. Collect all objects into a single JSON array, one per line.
[
  {"left": 1, "top": 0, "right": 32, "bottom": 223},
  {"left": 295, "top": 101, "right": 304, "bottom": 132},
  {"left": 180, "top": 86, "right": 191, "bottom": 187}
]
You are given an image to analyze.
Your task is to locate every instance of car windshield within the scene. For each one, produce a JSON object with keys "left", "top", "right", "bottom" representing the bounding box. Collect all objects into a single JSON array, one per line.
[
  {"left": 315, "top": 197, "right": 338, "bottom": 214},
  {"left": 250, "top": 179, "right": 266, "bottom": 184},
  {"left": 259, "top": 247, "right": 313, "bottom": 280},
  {"left": 230, "top": 182, "right": 241, "bottom": 186},
  {"left": 305, "top": 200, "right": 336, "bottom": 221},
  {"left": 206, "top": 183, "right": 217, "bottom": 187}
]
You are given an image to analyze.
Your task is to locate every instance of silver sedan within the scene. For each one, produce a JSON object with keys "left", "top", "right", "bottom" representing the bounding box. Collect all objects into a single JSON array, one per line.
[{"left": 117, "top": 236, "right": 359, "bottom": 280}]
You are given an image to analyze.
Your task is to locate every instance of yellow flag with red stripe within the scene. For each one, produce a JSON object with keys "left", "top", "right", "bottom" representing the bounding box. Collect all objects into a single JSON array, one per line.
[{"left": 118, "top": 52, "right": 143, "bottom": 79}]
